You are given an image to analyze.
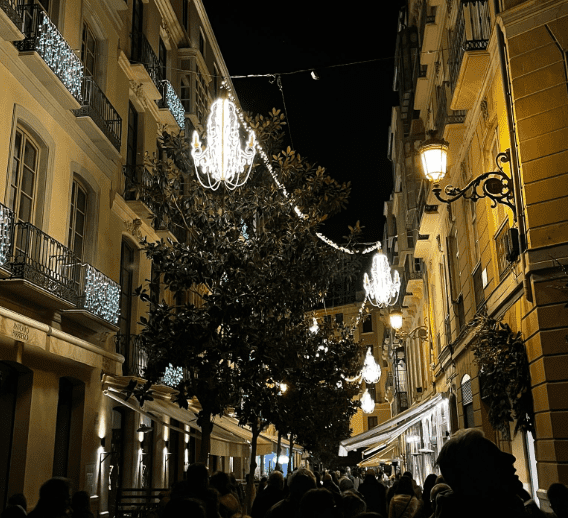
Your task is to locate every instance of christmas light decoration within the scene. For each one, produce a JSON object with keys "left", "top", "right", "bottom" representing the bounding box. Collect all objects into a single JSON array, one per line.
[
  {"left": 82, "top": 265, "right": 120, "bottom": 325},
  {"left": 361, "top": 388, "right": 375, "bottom": 414},
  {"left": 361, "top": 347, "right": 381, "bottom": 384},
  {"left": 191, "top": 98, "right": 256, "bottom": 190},
  {"left": 364, "top": 247, "right": 401, "bottom": 307},
  {"left": 160, "top": 80, "right": 185, "bottom": 130},
  {"left": 162, "top": 364, "right": 184, "bottom": 387},
  {"left": 0, "top": 205, "right": 13, "bottom": 266},
  {"left": 309, "top": 318, "right": 319, "bottom": 334}
]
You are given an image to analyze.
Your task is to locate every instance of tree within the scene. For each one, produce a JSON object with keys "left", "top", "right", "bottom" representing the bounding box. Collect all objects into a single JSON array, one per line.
[{"left": 134, "top": 108, "right": 365, "bottom": 489}]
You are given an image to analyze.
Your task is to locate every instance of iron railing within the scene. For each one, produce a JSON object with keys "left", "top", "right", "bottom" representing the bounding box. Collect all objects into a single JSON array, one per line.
[
  {"left": 1, "top": 0, "right": 23, "bottom": 28},
  {"left": 130, "top": 28, "right": 163, "bottom": 88},
  {"left": 114, "top": 334, "right": 147, "bottom": 378},
  {"left": 74, "top": 76, "right": 122, "bottom": 151},
  {"left": 77, "top": 263, "right": 120, "bottom": 325},
  {"left": 10, "top": 221, "right": 81, "bottom": 304},
  {"left": 0, "top": 202, "right": 15, "bottom": 268},
  {"left": 123, "top": 165, "right": 156, "bottom": 205},
  {"left": 394, "top": 391, "right": 409, "bottom": 414},
  {"left": 448, "top": 0, "right": 491, "bottom": 93},
  {"left": 435, "top": 83, "right": 467, "bottom": 133},
  {"left": 15, "top": 3, "right": 83, "bottom": 102},
  {"left": 157, "top": 80, "right": 185, "bottom": 130}
]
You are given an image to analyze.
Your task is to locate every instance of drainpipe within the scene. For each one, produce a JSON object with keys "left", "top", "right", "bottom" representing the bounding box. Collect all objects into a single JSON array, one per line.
[{"left": 494, "top": 0, "right": 532, "bottom": 301}]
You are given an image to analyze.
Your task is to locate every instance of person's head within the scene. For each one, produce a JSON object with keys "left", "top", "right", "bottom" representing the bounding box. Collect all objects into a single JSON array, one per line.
[
  {"left": 7, "top": 495, "right": 27, "bottom": 512},
  {"left": 185, "top": 463, "right": 209, "bottom": 491},
  {"left": 422, "top": 474, "right": 438, "bottom": 503},
  {"left": 548, "top": 483, "right": 568, "bottom": 518},
  {"left": 338, "top": 477, "right": 354, "bottom": 493},
  {"left": 341, "top": 490, "right": 366, "bottom": 518},
  {"left": 267, "top": 471, "right": 284, "bottom": 491},
  {"left": 402, "top": 471, "right": 413, "bottom": 479},
  {"left": 393, "top": 476, "right": 415, "bottom": 497},
  {"left": 429, "top": 483, "right": 451, "bottom": 512},
  {"left": 209, "top": 471, "right": 231, "bottom": 496},
  {"left": 288, "top": 469, "right": 317, "bottom": 501},
  {"left": 436, "top": 428, "right": 521, "bottom": 497},
  {"left": 299, "top": 488, "right": 335, "bottom": 518},
  {"left": 162, "top": 497, "right": 206, "bottom": 518},
  {"left": 0, "top": 506, "right": 26, "bottom": 518},
  {"left": 37, "top": 478, "right": 71, "bottom": 514},
  {"left": 71, "top": 491, "right": 90, "bottom": 512}
]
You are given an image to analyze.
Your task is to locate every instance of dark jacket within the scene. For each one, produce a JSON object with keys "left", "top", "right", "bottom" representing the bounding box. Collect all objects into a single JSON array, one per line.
[
  {"left": 251, "top": 486, "right": 285, "bottom": 518},
  {"left": 358, "top": 476, "right": 388, "bottom": 517},
  {"left": 434, "top": 489, "right": 532, "bottom": 518}
]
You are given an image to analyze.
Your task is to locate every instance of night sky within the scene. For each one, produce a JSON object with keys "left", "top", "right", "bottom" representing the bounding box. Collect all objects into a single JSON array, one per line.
[{"left": 206, "top": 2, "right": 402, "bottom": 244}]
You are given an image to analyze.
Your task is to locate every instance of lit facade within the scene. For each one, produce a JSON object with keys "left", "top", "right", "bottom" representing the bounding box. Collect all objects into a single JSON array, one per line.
[{"left": 0, "top": 0, "right": 262, "bottom": 514}]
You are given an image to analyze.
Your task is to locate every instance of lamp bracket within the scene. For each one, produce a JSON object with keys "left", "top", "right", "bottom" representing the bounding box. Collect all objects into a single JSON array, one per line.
[{"left": 432, "top": 151, "right": 515, "bottom": 215}]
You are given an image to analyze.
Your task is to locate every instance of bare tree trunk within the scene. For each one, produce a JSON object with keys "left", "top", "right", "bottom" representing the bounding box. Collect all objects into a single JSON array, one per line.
[
  {"left": 288, "top": 435, "right": 294, "bottom": 474},
  {"left": 198, "top": 408, "right": 212, "bottom": 465},
  {"left": 245, "top": 425, "right": 260, "bottom": 515},
  {"left": 275, "top": 430, "right": 282, "bottom": 471}
]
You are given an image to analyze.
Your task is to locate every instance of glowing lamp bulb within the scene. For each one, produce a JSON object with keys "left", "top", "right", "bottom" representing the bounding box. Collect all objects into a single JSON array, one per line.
[
  {"left": 361, "top": 389, "right": 375, "bottom": 414},
  {"left": 419, "top": 134, "right": 449, "bottom": 183},
  {"left": 390, "top": 310, "right": 403, "bottom": 330}
]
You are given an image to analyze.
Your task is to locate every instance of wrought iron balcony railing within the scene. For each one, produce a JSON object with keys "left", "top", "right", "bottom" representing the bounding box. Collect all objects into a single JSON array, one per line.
[
  {"left": 130, "top": 28, "right": 163, "bottom": 88},
  {"left": 123, "top": 164, "right": 157, "bottom": 209},
  {"left": 157, "top": 80, "right": 186, "bottom": 130},
  {"left": 0, "top": 202, "right": 15, "bottom": 268},
  {"left": 76, "top": 263, "right": 120, "bottom": 326},
  {"left": 435, "top": 83, "right": 467, "bottom": 132},
  {"left": 1, "top": 0, "right": 23, "bottom": 28},
  {"left": 448, "top": 0, "right": 491, "bottom": 93},
  {"left": 10, "top": 221, "right": 81, "bottom": 304},
  {"left": 114, "top": 334, "right": 147, "bottom": 378},
  {"left": 74, "top": 76, "right": 122, "bottom": 151},
  {"left": 15, "top": 3, "right": 83, "bottom": 103}
]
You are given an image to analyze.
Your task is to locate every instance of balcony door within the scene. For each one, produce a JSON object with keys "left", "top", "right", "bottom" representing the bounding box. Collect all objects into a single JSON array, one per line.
[{"left": 131, "top": 0, "right": 144, "bottom": 63}]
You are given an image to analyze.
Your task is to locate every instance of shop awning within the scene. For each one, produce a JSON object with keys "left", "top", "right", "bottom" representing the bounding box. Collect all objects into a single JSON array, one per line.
[
  {"left": 339, "top": 393, "right": 444, "bottom": 456},
  {"left": 358, "top": 442, "right": 399, "bottom": 467}
]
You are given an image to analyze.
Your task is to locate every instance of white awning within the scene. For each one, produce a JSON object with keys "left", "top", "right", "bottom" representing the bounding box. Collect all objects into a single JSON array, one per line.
[
  {"left": 339, "top": 393, "right": 444, "bottom": 456},
  {"left": 359, "top": 442, "right": 399, "bottom": 467}
]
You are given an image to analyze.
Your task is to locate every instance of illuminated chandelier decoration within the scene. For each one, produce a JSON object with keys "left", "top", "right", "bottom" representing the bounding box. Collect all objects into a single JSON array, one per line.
[
  {"left": 162, "top": 364, "right": 184, "bottom": 387},
  {"left": 361, "top": 347, "right": 381, "bottom": 384},
  {"left": 191, "top": 98, "right": 256, "bottom": 190},
  {"left": 361, "top": 388, "right": 375, "bottom": 414},
  {"left": 309, "top": 318, "right": 319, "bottom": 334},
  {"left": 364, "top": 246, "right": 401, "bottom": 307}
]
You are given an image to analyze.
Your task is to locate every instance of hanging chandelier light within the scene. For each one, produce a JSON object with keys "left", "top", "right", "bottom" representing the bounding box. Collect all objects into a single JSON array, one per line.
[
  {"left": 364, "top": 246, "right": 401, "bottom": 307},
  {"left": 361, "top": 347, "right": 381, "bottom": 384},
  {"left": 361, "top": 388, "right": 375, "bottom": 414},
  {"left": 309, "top": 317, "right": 319, "bottom": 334},
  {"left": 191, "top": 98, "right": 256, "bottom": 191}
]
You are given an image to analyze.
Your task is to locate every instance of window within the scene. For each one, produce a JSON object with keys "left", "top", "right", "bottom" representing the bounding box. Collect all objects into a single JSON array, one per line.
[
  {"left": 199, "top": 29, "right": 205, "bottom": 57},
  {"left": 119, "top": 240, "right": 135, "bottom": 338},
  {"left": 362, "top": 315, "right": 373, "bottom": 333},
  {"left": 367, "top": 383, "right": 376, "bottom": 401},
  {"left": 180, "top": 76, "right": 191, "bottom": 113},
  {"left": 195, "top": 72, "right": 208, "bottom": 123},
  {"left": 9, "top": 128, "right": 39, "bottom": 225},
  {"left": 127, "top": 102, "right": 139, "bottom": 168},
  {"left": 159, "top": 38, "right": 167, "bottom": 82},
  {"left": 367, "top": 416, "right": 378, "bottom": 429},
  {"left": 472, "top": 263, "right": 484, "bottom": 309},
  {"left": 495, "top": 220, "right": 511, "bottom": 277},
  {"left": 81, "top": 22, "right": 97, "bottom": 79},
  {"left": 335, "top": 313, "right": 343, "bottom": 325},
  {"left": 213, "top": 64, "right": 219, "bottom": 96},
  {"left": 68, "top": 180, "right": 87, "bottom": 262},
  {"left": 461, "top": 374, "right": 474, "bottom": 428}
]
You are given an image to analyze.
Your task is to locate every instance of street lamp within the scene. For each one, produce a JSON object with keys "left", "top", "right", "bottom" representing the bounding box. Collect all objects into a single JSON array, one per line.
[
  {"left": 389, "top": 309, "right": 403, "bottom": 331},
  {"left": 418, "top": 132, "right": 515, "bottom": 214},
  {"left": 191, "top": 98, "right": 256, "bottom": 191},
  {"left": 364, "top": 246, "right": 401, "bottom": 307}
]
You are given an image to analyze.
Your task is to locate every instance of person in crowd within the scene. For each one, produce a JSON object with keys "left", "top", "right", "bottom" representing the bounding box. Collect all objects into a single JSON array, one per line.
[
  {"left": 339, "top": 477, "right": 355, "bottom": 493},
  {"left": 257, "top": 477, "right": 268, "bottom": 494},
  {"left": 1, "top": 494, "right": 28, "bottom": 518},
  {"left": 229, "top": 473, "right": 245, "bottom": 507},
  {"left": 7, "top": 496, "right": 27, "bottom": 514},
  {"left": 341, "top": 490, "right": 367, "bottom": 518},
  {"left": 209, "top": 472, "right": 241, "bottom": 518},
  {"left": 70, "top": 492, "right": 93, "bottom": 518},
  {"left": 162, "top": 497, "right": 206, "bottom": 518},
  {"left": 435, "top": 428, "right": 531, "bottom": 518},
  {"left": 171, "top": 463, "right": 221, "bottom": 518},
  {"left": 298, "top": 488, "right": 338, "bottom": 518},
  {"left": 27, "top": 478, "right": 71, "bottom": 518},
  {"left": 420, "top": 474, "right": 437, "bottom": 518},
  {"left": 548, "top": 483, "right": 568, "bottom": 518},
  {"left": 251, "top": 471, "right": 284, "bottom": 518},
  {"left": 264, "top": 468, "right": 317, "bottom": 518},
  {"left": 322, "top": 472, "right": 342, "bottom": 505},
  {"left": 428, "top": 483, "right": 450, "bottom": 516},
  {"left": 358, "top": 469, "right": 387, "bottom": 518},
  {"left": 388, "top": 476, "right": 421, "bottom": 518}
]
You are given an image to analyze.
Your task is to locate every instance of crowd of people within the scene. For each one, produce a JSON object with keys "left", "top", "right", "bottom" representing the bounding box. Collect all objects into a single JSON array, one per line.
[{"left": 3, "top": 430, "right": 568, "bottom": 518}]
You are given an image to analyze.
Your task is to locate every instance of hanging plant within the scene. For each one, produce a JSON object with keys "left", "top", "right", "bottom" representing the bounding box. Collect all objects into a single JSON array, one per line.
[{"left": 471, "top": 313, "right": 534, "bottom": 438}]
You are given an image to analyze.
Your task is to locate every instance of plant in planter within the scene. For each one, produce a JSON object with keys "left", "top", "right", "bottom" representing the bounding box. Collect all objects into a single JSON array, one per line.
[{"left": 471, "top": 313, "right": 535, "bottom": 439}]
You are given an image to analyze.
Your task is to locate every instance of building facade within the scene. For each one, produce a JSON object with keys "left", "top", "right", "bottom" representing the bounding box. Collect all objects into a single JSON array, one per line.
[{"left": 0, "top": 0, "right": 269, "bottom": 515}]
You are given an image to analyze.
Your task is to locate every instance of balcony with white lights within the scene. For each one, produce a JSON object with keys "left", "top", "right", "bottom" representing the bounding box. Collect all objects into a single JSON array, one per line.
[
  {"left": 14, "top": 3, "right": 83, "bottom": 109},
  {"left": 157, "top": 79, "right": 186, "bottom": 131},
  {"left": 0, "top": 0, "right": 24, "bottom": 41}
]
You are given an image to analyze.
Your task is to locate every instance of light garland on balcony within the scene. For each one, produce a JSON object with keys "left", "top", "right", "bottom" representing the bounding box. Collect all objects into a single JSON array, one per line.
[
  {"left": 364, "top": 246, "right": 401, "bottom": 307},
  {"left": 191, "top": 98, "right": 256, "bottom": 190},
  {"left": 362, "top": 347, "right": 381, "bottom": 384},
  {"left": 220, "top": 82, "right": 380, "bottom": 256},
  {"left": 83, "top": 265, "right": 120, "bottom": 325},
  {"left": 37, "top": 10, "right": 83, "bottom": 102},
  {"left": 360, "top": 388, "right": 375, "bottom": 414},
  {"left": 163, "top": 80, "right": 185, "bottom": 130},
  {"left": 162, "top": 364, "right": 184, "bottom": 387},
  {"left": 0, "top": 206, "right": 13, "bottom": 265}
]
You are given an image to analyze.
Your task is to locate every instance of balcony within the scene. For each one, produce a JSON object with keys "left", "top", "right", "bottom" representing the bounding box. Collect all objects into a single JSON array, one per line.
[
  {"left": 74, "top": 76, "right": 122, "bottom": 155},
  {"left": 157, "top": 80, "right": 186, "bottom": 131},
  {"left": 448, "top": 0, "right": 491, "bottom": 110},
  {"left": 123, "top": 165, "right": 158, "bottom": 219},
  {"left": 414, "top": 234, "right": 431, "bottom": 259},
  {"left": 422, "top": 12, "right": 439, "bottom": 55},
  {"left": 406, "top": 270, "right": 424, "bottom": 297},
  {"left": 114, "top": 334, "right": 147, "bottom": 378},
  {"left": 419, "top": 204, "right": 440, "bottom": 235},
  {"left": 0, "top": 0, "right": 24, "bottom": 41},
  {"left": 435, "top": 83, "right": 467, "bottom": 143},
  {"left": 0, "top": 209, "right": 120, "bottom": 328},
  {"left": 14, "top": 3, "right": 83, "bottom": 109},
  {"left": 130, "top": 28, "right": 162, "bottom": 100}
]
